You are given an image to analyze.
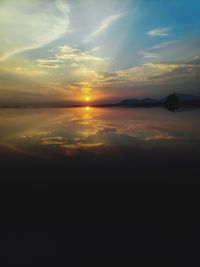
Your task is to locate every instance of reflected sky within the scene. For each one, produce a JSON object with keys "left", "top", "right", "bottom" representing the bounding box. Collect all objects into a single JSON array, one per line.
[{"left": 0, "top": 107, "right": 200, "bottom": 158}]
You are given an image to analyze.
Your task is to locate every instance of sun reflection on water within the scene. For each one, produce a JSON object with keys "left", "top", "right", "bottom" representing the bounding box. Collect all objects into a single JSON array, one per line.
[{"left": 0, "top": 107, "right": 200, "bottom": 158}]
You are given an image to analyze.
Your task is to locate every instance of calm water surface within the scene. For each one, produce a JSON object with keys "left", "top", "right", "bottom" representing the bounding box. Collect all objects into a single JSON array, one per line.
[{"left": 0, "top": 107, "right": 199, "bottom": 182}]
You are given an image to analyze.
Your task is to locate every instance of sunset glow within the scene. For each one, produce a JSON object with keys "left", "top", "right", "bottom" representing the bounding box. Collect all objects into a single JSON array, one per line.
[
  {"left": 0, "top": 0, "right": 199, "bottom": 105},
  {"left": 1, "top": 0, "right": 200, "bottom": 249}
]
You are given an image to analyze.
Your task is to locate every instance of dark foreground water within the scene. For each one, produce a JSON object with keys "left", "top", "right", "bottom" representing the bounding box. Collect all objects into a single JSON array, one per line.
[
  {"left": 1, "top": 107, "right": 200, "bottom": 265},
  {"left": 0, "top": 106, "right": 199, "bottom": 189}
]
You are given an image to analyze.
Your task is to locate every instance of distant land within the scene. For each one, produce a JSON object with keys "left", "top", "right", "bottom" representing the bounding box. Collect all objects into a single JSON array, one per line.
[
  {"left": 110, "top": 93, "right": 200, "bottom": 109},
  {"left": 0, "top": 93, "right": 200, "bottom": 110}
]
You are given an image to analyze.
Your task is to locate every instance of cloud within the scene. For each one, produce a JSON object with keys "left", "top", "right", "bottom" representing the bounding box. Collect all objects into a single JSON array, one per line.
[
  {"left": 93, "top": 58, "right": 200, "bottom": 89},
  {"left": 84, "top": 13, "right": 124, "bottom": 42},
  {"left": 141, "top": 51, "right": 160, "bottom": 59},
  {"left": 98, "top": 72, "right": 118, "bottom": 79},
  {"left": 35, "top": 59, "right": 63, "bottom": 69},
  {"left": 139, "top": 40, "right": 178, "bottom": 63},
  {"left": 144, "top": 134, "right": 175, "bottom": 141},
  {"left": 0, "top": 0, "right": 70, "bottom": 61},
  {"left": 56, "top": 45, "right": 105, "bottom": 62},
  {"left": 94, "top": 66, "right": 157, "bottom": 86},
  {"left": 147, "top": 27, "right": 171, "bottom": 37},
  {"left": 151, "top": 40, "right": 178, "bottom": 50},
  {"left": 145, "top": 61, "right": 200, "bottom": 71},
  {"left": 148, "top": 60, "right": 200, "bottom": 82}
]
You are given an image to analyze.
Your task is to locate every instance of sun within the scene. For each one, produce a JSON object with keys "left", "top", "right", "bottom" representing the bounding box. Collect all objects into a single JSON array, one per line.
[{"left": 85, "top": 97, "right": 91, "bottom": 101}]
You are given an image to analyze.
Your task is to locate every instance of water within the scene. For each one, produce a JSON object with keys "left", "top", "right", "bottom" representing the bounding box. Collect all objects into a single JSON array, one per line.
[{"left": 0, "top": 107, "right": 200, "bottom": 184}]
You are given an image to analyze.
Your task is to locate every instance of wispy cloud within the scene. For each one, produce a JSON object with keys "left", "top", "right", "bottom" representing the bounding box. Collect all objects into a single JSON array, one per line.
[
  {"left": 151, "top": 40, "right": 178, "bottom": 50},
  {"left": 56, "top": 45, "right": 105, "bottom": 62},
  {"left": 0, "top": 0, "right": 70, "bottom": 61},
  {"left": 84, "top": 13, "right": 124, "bottom": 42},
  {"left": 35, "top": 59, "right": 63, "bottom": 69},
  {"left": 94, "top": 59, "right": 200, "bottom": 88},
  {"left": 147, "top": 27, "right": 171, "bottom": 37},
  {"left": 141, "top": 51, "right": 160, "bottom": 59},
  {"left": 139, "top": 40, "right": 178, "bottom": 62},
  {"left": 146, "top": 61, "right": 200, "bottom": 82}
]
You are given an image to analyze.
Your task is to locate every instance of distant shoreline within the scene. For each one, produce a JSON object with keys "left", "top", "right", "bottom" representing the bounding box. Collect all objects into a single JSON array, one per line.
[
  {"left": 1, "top": 94, "right": 200, "bottom": 110},
  {"left": 0, "top": 102, "right": 200, "bottom": 109}
]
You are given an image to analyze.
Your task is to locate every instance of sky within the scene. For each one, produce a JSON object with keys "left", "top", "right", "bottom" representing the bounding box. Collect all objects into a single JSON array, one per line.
[{"left": 0, "top": 0, "right": 200, "bottom": 105}]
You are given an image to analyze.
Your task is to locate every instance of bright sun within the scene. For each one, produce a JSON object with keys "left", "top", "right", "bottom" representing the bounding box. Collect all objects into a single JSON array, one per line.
[{"left": 85, "top": 97, "right": 90, "bottom": 101}]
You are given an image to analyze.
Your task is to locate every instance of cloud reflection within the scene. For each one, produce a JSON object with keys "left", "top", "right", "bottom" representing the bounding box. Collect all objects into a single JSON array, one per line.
[{"left": 0, "top": 107, "right": 200, "bottom": 158}]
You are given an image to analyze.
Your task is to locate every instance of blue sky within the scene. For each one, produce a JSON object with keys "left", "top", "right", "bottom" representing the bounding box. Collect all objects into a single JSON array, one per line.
[{"left": 0, "top": 0, "right": 200, "bottom": 104}]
